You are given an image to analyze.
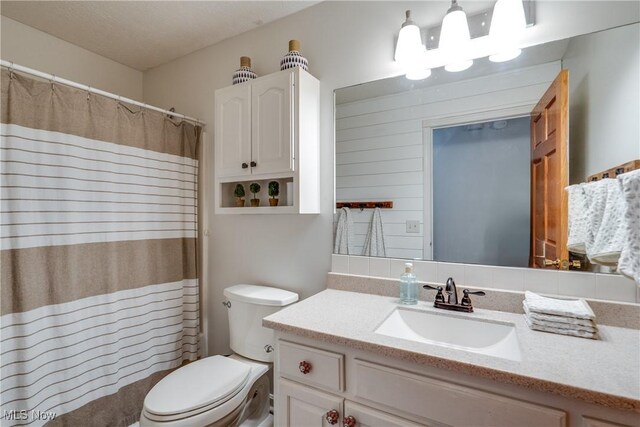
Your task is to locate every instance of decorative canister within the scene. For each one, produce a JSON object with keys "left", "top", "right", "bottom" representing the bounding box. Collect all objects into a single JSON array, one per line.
[
  {"left": 280, "top": 40, "right": 309, "bottom": 72},
  {"left": 232, "top": 56, "right": 257, "bottom": 85}
]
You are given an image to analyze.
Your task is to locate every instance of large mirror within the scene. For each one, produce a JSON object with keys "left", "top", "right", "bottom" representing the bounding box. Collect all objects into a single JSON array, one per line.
[{"left": 334, "top": 23, "right": 639, "bottom": 273}]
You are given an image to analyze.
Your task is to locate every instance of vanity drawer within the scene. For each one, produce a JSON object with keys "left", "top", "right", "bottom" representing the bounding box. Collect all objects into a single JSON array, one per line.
[
  {"left": 278, "top": 340, "right": 344, "bottom": 392},
  {"left": 353, "top": 359, "right": 567, "bottom": 427}
]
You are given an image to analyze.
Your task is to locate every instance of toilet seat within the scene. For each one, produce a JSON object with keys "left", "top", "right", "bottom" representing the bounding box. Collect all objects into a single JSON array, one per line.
[{"left": 143, "top": 355, "right": 251, "bottom": 422}]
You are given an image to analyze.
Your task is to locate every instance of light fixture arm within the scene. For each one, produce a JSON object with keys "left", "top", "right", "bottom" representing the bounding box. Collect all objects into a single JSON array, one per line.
[
  {"left": 401, "top": 10, "right": 415, "bottom": 28},
  {"left": 447, "top": 0, "right": 463, "bottom": 14}
]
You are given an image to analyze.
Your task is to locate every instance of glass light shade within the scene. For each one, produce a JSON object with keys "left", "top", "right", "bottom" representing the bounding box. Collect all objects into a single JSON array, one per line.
[
  {"left": 445, "top": 60, "right": 473, "bottom": 72},
  {"left": 405, "top": 46, "right": 431, "bottom": 80},
  {"left": 395, "top": 21, "right": 423, "bottom": 67},
  {"left": 406, "top": 67, "right": 432, "bottom": 80},
  {"left": 439, "top": 7, "right": 473, "bottom": 72},
  {"left": 489, "top": 48, "right": 522, "bottom": 62},
  {"left": 489, "top": 0, "right": 526, "bottom": 62}
]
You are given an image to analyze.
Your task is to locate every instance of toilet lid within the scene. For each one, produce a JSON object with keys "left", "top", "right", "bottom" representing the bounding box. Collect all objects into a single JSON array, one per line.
[{"left": 144, "top": 355, "right": 251, "bottom": 416}]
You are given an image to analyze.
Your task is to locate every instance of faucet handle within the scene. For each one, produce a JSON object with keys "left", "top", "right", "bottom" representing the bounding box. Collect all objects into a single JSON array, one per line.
[
  {"left": 423, "top": 284, "right": 445, "bottom": 303},
  {"left": 461, "top": 289, "right": 486, "bottom": 306}
]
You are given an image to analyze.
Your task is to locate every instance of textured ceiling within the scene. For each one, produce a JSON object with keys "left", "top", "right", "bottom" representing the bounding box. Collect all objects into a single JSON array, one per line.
[{"left": 0, "top": 1, "right": 321, "bottom": 71}]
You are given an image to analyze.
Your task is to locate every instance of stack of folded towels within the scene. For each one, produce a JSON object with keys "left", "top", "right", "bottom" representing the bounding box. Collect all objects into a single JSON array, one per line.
[{"left": 523, "top": 291, "right": 597, "bottom": 339}]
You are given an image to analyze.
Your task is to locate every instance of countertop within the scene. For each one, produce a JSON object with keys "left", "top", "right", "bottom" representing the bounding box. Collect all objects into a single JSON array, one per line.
[{"left": 263, "top": 289, "right": 640, "bottom": 412}]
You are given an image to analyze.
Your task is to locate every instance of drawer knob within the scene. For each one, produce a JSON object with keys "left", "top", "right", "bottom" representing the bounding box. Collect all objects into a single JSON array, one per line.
[
  {"left": 325, "top": 409, "right": 339, "bottom": 425},
  {"left": 298, "top": 360, "right": 312, "bottom": 374},
  {"left": 343, "top": 415, "right": 357, "bottom": 427}
]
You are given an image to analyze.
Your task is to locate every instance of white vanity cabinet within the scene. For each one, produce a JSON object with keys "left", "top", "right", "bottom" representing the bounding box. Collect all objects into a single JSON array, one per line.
[
  {"left": 273, "top": 334, "right": 637, "bottom": 427},
  {"left": 214, "top": 67, "right": 320, "bottom": 214}
]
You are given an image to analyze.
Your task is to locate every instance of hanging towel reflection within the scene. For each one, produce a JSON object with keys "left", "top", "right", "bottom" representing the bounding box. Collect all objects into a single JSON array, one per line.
[
  {"left": 362, "top": 207, "right": 387, "bottom": 257},
  {"left": 334, "top": 207, "right": 355, "bottom": 254}
]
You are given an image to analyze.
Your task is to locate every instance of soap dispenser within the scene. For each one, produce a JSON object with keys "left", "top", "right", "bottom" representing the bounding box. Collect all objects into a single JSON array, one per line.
[{"left": 399, "top": 262, "right": 417, "bottom": 305}]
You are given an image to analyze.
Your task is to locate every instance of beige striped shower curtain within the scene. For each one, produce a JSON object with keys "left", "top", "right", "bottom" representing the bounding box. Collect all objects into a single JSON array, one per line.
[{"left": 0, "top": 70, "right": 200, "bottom": 426}]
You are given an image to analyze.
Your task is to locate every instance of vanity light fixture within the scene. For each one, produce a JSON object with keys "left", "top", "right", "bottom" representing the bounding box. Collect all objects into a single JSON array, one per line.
[
  {"left": 395, "top": 10, "right": 432, "bottom": 80},
  {"left": 394, "top": 10, "right": 423, "bottom": 68},
  {"left": 439, "top": 0, "right": 473, "bottom": 72},
  {"left": 489, "top": 0, "right": 527, "bottom": 62}
]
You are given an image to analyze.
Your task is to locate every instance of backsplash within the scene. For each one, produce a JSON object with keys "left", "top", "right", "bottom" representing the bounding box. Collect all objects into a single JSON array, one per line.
[{"left": 331, "top": 255, "right": 640, "bottom": 304}]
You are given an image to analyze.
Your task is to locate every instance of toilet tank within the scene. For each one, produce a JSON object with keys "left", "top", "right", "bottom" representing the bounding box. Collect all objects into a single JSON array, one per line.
[{"left": 223, "top": 285, "right": 298, "bottom": 362}]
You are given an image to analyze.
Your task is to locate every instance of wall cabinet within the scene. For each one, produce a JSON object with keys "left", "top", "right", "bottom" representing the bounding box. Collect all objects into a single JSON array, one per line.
[
  {"left": 214, "top": 68, "right": 319, "bottom": 214},
  {"left": 273, "top": 333, "right": 637, "bottom": 427}
]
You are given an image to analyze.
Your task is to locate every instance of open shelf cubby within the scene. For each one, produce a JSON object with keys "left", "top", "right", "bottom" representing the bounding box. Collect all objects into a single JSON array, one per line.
[{"left": 219, "top": 177, "right": 294, "bottom": 213}]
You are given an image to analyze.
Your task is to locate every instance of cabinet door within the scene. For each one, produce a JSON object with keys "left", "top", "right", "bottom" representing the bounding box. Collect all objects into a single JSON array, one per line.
[
  {"left": 215, "top": 84, "right": 251, "bottom": 178},
  {"left": 251, "top": 71, "right": 293, "bottom": 175},
  {"left": 278, "top": 378, "right": 343, "bottom": 427},
  {"left": 343, "top": 401, "right": 426, "bottom": 427}
]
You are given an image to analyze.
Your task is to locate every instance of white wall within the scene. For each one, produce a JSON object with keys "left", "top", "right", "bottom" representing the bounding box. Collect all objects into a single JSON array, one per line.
[
  {"left": 433, "top": 117, "right": 531, "bottom": 268},
  {"left": 1, "top": 16, "right": 143, "bottom": 99},
  {"left": 141, "top": 1, "right": 640, "bottom": 356},
  {"left": 564, "top": 23, "right": 640, "bottom": 183}
]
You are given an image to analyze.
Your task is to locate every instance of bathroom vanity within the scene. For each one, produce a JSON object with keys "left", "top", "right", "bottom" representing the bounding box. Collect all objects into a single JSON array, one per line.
[{"left": 264, "top": 285, "right": 640, "bottom": 427}]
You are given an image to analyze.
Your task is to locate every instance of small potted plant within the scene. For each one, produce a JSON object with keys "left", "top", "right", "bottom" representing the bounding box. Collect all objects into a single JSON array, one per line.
[
  {"left": 249, "top": 182, "right": 261, "bottom": 207},
  {"left": 268, "top": 181, "right": 280, "bottom": 206},
  {"left": 233, "top": 183, "right": 245, "bottom": 207}
]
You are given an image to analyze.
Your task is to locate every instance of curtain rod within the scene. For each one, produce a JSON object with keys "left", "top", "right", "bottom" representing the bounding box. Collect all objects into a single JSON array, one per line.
[{"left": 0, "top": 60, "right": 205, "bottom": 126}]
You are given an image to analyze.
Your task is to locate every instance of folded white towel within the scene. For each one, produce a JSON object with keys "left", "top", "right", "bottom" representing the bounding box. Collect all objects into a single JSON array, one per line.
[
  {"left": 588, "top": 179, "right": 626, "bottom": 265},
  {"left": 362, "top": 207, "right": 386, "bottom": 257},
  {"left": 524, "top": 315, "right": 597, "bottom": 339},
  {"left": 522, "top": 301, "right": 596, "bottom": 328},
  {"left": 617, "top": 170, "right": 640, "bottom": 284},
  {"left": 524, "top": 291, "right": 595, "bottom": 320},
  {"left": 334, "top": 207, "right": 355, "bottom": 255},
  {"left": 566, "top": 183, "right": 589, "bottom": 254},
  {"left": 524, "top": 306, "right": 596, "bottom": 333}
]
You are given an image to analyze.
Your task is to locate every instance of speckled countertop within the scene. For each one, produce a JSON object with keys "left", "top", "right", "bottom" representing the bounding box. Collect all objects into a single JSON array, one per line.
[{"left": 263, "top": 289, "right": 640, "bottom": 412}]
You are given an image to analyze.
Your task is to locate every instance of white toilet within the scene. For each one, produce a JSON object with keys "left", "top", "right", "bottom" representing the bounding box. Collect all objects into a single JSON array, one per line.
[{"left": 140, "top": 284, "right": 298, "bottom": 427}]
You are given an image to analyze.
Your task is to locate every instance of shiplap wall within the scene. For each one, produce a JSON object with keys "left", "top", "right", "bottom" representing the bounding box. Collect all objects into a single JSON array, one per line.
[{"left": 335, "top": 61, "right": 561, "bottom": 260}]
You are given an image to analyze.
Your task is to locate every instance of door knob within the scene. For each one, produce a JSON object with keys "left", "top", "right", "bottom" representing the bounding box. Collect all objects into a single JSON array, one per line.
[
  {"left": 250, "top": 161, "right": 257, "bottom": 167},
  {"left": 298, "top": 360, "right": 311, "bottom": 374},
  {"left": 343, "top": 416, "right": 357, "bottom": 427},
  {"left": 325, "top": 410, "right": 339, "bottom": 425},
  {"left": 242, "top": 162, "right": 248, "bottom": 169},
  {"left": 542, "top": 258, "right": 582, "bottom": 270}
]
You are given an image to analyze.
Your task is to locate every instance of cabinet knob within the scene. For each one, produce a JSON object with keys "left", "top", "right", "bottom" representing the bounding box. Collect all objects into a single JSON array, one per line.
[
  {"left": 298, "top": 360, "right": 312, "bottom": 374},
  {"left": 250, "top": 161, "right": 257, "bottom": 167},
  {"left": 343, "top": 415, "right": 357, "bottom": 427},
  {"left": 325, "top": 409, "right": 339, "bottom": 425},
  {"left": 242, "top": 162, "right": 249, "bottom": 169}
]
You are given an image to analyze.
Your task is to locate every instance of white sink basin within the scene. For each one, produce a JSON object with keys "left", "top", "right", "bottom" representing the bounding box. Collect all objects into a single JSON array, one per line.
[{"left": 375, "top": 308, "right": 521, "bottom": 361}]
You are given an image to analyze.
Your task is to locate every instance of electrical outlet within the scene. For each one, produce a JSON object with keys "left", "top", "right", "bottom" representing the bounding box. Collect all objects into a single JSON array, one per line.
[{"left": 406, "top": 220, "right": 420, "bottom": 233}]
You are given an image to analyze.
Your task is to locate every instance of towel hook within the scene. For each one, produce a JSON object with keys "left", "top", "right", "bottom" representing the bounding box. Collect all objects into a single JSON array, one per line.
[{"left": 358, "top": 203, "right": 365, "bottom": 212}]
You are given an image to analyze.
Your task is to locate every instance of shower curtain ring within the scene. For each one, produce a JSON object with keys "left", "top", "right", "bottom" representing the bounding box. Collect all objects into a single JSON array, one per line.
[
  {"left": 9, "top": 62, "right": 14, "bottom": 78},
  {"left": 87, "top": 86, "right": 91, "bottom": 100},
  {"left": 50, "top": 74, "right": 56, "bottom": 90}
]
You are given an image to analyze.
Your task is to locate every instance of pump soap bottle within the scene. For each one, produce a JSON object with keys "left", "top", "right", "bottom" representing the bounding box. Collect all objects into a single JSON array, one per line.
[{"left": 399, "top": 262, "right": 417, "bottom": 305}]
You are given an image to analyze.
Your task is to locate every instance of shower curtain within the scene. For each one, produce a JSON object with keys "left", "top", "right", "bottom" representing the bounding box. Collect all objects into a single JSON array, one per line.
[{"left": 0, "top": 70, "right": 200, "bottom": 426}]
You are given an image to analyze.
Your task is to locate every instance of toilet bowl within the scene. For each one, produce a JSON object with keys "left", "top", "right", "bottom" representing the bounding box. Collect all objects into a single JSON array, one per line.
[{"left": 140, "top": 285, "right": 298, "bottom": 427}]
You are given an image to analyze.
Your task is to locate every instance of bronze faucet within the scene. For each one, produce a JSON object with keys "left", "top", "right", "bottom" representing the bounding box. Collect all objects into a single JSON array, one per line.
[{"left": 423, "top": 277, "right": 485, "bottom": 313}]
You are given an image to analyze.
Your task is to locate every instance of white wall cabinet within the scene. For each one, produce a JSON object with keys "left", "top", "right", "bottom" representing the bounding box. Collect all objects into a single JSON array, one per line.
[
  {"left": 273, "top": 333, "right": 638, "bottom": 427},
  {"left": 251, "top": 71, "right": 293, "bottom": 176},
  {"left": 214, "top": 67, "right": 319, "bottom": 214}
]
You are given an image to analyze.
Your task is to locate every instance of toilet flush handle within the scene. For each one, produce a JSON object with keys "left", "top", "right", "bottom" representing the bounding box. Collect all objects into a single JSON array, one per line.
[{"left": 222, "top": 301, "right": 231, "bottom": 308}]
